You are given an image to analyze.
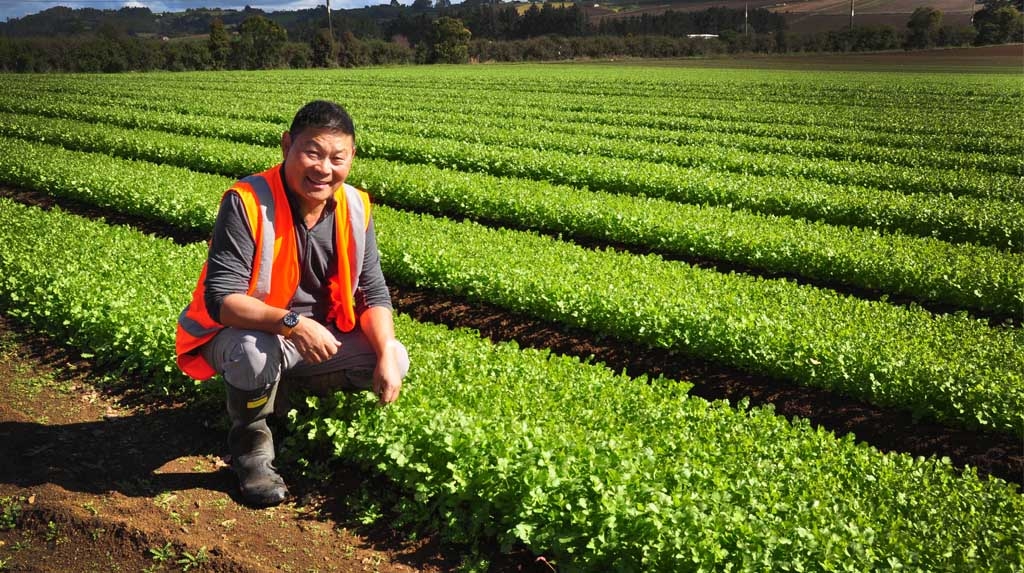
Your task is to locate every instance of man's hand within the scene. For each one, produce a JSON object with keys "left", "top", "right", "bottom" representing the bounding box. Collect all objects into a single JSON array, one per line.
[
  {"left": 372, "top": 339, "right": 404, "bottom": 405},
  {"left": 288, "top": 316, "right": 342, "bottom": 364}
]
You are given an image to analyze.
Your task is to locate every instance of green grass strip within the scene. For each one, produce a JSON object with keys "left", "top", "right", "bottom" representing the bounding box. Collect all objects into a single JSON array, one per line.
[{"left": 0, "top": 197, "right": 1021, "bottom": 571}]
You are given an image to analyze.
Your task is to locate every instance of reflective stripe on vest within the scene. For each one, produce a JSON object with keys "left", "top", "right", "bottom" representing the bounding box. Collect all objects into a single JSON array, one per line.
[
  {"left": 241, "top": 173, "right": 277, "bottom": 302},
  {"left": 344, "top": 182, "right": 367, "bottom": 293},
  {"left": 175, "top": 164, "right": 371, "bottom": 381}
]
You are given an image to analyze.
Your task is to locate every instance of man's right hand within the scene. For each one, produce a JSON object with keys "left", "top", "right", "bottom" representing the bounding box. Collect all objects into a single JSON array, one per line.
[{"left": 287, "top": 316, "right": 342, "bottom": 364}]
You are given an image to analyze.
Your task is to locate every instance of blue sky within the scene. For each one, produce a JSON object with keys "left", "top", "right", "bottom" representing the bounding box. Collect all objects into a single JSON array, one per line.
[{"left": 1, "top": 0, "right": 375, "bottom": 22}]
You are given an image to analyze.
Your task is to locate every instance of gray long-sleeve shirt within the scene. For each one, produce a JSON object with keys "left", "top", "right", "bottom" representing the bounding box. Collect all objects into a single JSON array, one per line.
[{"left": 203, "top": 168, "right": 392, "bottom": 324}]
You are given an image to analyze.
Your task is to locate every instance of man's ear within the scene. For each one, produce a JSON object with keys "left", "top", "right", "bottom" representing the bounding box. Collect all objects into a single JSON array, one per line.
[{"left": 281, "top": 131, "right": 292, "bottom": 159}]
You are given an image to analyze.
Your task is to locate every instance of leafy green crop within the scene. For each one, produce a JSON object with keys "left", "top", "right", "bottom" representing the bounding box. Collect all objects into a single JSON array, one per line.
[
  {"left": 0, "top": 138, "right": 1020, "bottom": 434},
  {"left": 0, "top": 197, "right": 1021, "bottom": 571},
  {"left": 3, "top": 135, "right": 1020, "bottom": 319},
  {"left": 0, "top": 200, "right": 203, "bottom": 390},
  {"left": 6, "top": 68, "right": 1020, "bottom": 158},
  {"left": 374, "top": 208, "right": 1024, "bottom": 436},
  {"left": 2, "top": 109, "right": 1022, "bottom": 251},
  {"left": 350, "top": 157, "right": 1024, "bottom": 319},
  {"left": 2, "top": 92, "right": 1019, "bottom": 200}
]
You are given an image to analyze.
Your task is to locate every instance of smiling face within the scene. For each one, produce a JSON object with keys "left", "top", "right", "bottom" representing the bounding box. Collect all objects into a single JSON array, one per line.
[{"left": 280, "top": 127, "right": 355, "bottom": 216}]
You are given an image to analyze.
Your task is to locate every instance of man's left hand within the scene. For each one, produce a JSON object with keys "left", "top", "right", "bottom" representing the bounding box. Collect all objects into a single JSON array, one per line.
[{"left": 373, "top": 339, "right": 406, "bottom": 404}]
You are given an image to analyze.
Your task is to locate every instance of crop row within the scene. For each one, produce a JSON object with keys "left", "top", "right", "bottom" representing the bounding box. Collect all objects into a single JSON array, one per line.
[
  {"left": 4, "top": 134, "right": 1021, "bottom": 320},
  {"left": 354, "top": 158, "right": 1024, "bottom": 319},
  {"left": 20, "top": 68, "right": 1020, "bottom": 142},
  {"left": 360, "top": 116, "right": 1020, "bottom": 200},
  {"left": 6, "top": 73, "right": 1021, "bottom": 159},
  {"left": 354, "top": 133, "right": 1021, "bottom": 249},
  {"left": 0, "top": 197, "right": 1021, "bottom": 571},
  {"left": 3, "top": 91, "right": 1020, "bottom": 190},
  {"left": 2, "top": 139, "right": 1021, "bottom": 436},
  {"left": 137, "top": 68, "right": 1018, "bottom": 117},
  {"left": 4, "top": 80, "right": 1019, "bottom": 175},
  {"left": 3, "top": 110, "right": 1020, "bottom": 252},
  {"left": 374, "top": 207, "right": 1024, "bottom": 435}
]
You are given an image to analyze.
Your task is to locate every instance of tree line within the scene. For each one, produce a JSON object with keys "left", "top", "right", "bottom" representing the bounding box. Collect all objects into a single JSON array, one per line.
[{"left": 0, "top": 0, "right": 1020, "bottom": 72}]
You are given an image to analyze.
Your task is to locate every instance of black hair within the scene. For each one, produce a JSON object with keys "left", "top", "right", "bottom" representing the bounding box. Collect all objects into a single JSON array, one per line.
[{"left": 289, "top": 100, "right": 356, "bottom": 142}]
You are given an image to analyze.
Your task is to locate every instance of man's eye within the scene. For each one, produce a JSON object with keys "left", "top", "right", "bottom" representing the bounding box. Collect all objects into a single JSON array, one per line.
[
  {"left": 332, "top": 156, "right": 348, "bottom": 165},
  {"left": 306, "top": 152, "right": 321, "bottom": 161}
]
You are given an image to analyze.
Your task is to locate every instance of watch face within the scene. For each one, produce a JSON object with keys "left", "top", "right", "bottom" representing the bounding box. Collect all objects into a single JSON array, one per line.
[{"left": 283, "top": 312, "right": 300, "bottom": 328}]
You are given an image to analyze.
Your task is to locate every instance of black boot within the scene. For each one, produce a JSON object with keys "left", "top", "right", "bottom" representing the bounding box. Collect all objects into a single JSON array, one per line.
[{"left": 225, "top": 382, "right": 288, "bottom": 507}]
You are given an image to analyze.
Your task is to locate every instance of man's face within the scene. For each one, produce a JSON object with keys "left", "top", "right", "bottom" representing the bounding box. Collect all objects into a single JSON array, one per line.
[{"left": 281, "top": 127, "right": 355, "bottom": 211}]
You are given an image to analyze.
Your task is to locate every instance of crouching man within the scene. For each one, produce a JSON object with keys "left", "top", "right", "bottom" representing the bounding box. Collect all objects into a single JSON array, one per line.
[{"left": 175, "top": 100, "right": 409, "bottom": 507}]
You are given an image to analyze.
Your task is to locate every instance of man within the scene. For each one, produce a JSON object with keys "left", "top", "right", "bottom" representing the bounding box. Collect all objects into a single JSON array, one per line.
[{"left": 176, "top": 100, "right": 409, "bottom": 507}]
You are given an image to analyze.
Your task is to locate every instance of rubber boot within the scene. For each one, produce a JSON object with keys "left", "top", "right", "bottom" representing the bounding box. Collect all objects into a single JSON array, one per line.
[{"left": 225, "top": 382, "right": 288, "bottom": 507}]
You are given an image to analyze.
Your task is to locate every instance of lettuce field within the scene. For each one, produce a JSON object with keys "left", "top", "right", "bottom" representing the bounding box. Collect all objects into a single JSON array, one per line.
[{"left": 0, "top": 64, "right": 1022, "bottom": 571}]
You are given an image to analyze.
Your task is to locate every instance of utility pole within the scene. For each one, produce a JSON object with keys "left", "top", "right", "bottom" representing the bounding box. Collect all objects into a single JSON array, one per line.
[
  {"left": 326, "top": 0, "right": 335, "bottom": 59},
  {"left": 849, "top": 0, "right": 855, "bottom": 30},
  {"left": 744, "top": 1, "right": 749, "bottom": 36}
]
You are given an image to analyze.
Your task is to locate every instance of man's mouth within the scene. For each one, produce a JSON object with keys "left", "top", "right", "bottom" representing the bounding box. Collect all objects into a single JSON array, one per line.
[{"left": 306, "top": 176, "right": 331, "bottom": 190}]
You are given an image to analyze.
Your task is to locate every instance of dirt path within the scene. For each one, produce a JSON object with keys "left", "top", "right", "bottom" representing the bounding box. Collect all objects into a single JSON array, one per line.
[{"left": 0, "top": 316, "right": 542, "bottom": 573}]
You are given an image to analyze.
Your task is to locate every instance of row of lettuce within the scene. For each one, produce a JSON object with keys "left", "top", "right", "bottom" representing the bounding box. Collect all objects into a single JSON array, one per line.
[
  {"left": 0, "top": 196, "right": 1022, "bottom": 570},
  {"left": 1, "top": 138, "right": 1021, "bottom": 437},
  {"left": 9, "top": 70, "right": 1021, "bottom": 158},
  {"left": 2, "top": 121, "right": 1021, "bottom": 320},
  {"left": 2, "top": 92, "right": 1020, "bottom": 198},
  {"left": 3, "top": 109, "right": 1020, "bottom": 254},
  {"left": 11, "top": 81, "right": 1018, "bottom": 175}
]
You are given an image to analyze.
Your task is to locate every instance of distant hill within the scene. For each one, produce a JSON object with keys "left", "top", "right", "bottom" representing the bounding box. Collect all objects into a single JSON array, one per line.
[
  {"left": 0, "top": 0, "right": 986, "bottom": 39},
  {"left": 583, "top": 0, "right": 981, "bottom": 30},
  {"left": 0, "top": 5, "right": 312, "bottom": 38}
]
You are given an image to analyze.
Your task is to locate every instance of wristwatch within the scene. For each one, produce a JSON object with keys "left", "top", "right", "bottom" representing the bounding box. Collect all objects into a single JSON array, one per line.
[{"left": 280, "top": 311, "right": 300, "bottom": 338}]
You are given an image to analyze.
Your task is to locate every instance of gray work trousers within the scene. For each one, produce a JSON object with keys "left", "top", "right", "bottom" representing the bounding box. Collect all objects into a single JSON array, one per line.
[{"left": 200, "top": 323, "right": 409, "bottom": 395}]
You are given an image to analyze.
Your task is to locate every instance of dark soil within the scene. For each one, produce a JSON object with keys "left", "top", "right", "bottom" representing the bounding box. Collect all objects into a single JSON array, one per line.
[{"left": 0, "top": 315, "right": 551, "bottom": 572}]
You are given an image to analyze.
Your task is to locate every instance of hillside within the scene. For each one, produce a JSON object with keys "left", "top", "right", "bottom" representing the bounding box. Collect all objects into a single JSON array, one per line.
[{"left": 0, "top": 0, "right": 986, "bottom": 38}]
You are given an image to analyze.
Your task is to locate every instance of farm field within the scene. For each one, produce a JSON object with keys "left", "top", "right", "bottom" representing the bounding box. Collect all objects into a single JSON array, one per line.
[
  {"left": 1, "top": 61, "right": 1022, "bottom": 571},
  {"left": 579, "top": 0, "right": 986, "bottom": 34}
]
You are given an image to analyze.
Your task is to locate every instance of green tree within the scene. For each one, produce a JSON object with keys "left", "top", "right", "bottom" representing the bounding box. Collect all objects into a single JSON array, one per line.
[
  {"left": 283, "top": 42, "right": 312, "bottom": 67},
  {"left": 338, "top": 31, "right": 368, "bottom": 67},
  {"left": 208, "top": 17, "right": 230, "bottom": 70},
  {"left": 937, "top": 24, "right": 976, "bottom": 46},
  {"left": 310, "top": 28, "right": 337, "bottom": 67},
  {"left": 164, "top": 38, "right": 213, "bottom": 71},
  {"left": 232, "top": 15, "right": 288, "bottom": 69},
  {"left": 973, "top": 3, "right": 1024, "bottom": 44},
  {"left": 979, "top": 0, "right": 1023, "bottom": 10},
  {"left": 430, "top": 16, "right": 471, "bottom": 63},
  {"left": 905, "top": 6, "right": 942, "bottom": 49}
]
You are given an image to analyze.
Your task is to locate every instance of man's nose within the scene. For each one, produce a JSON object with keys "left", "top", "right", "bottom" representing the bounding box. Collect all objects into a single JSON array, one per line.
[{"left": 314, "top": 157, "right": 331, "bottom": 175}]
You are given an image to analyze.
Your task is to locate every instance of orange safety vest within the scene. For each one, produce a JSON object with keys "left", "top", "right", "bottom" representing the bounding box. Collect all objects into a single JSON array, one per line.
[{"left": 175, "top": 164, "right": 372, "bottom": 381}]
